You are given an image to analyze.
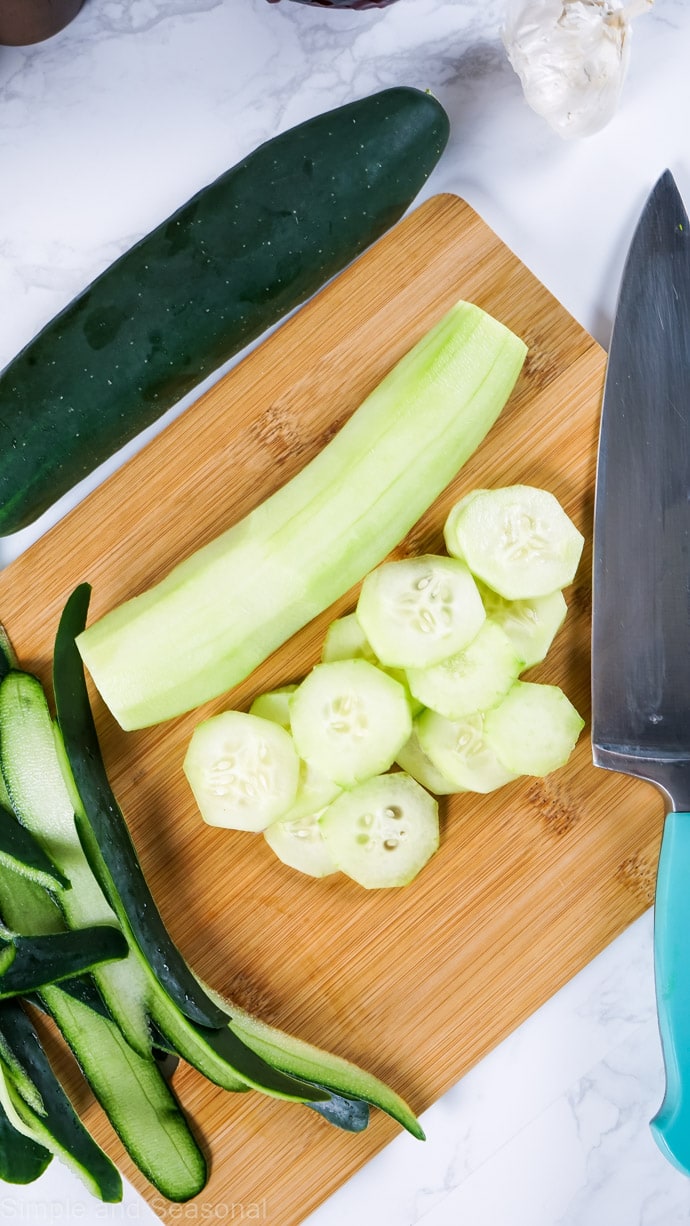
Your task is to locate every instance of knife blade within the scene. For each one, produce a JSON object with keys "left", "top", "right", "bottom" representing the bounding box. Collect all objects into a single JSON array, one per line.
[{"left": 591, "top": 169, "right": 690, "bottom": 1174}]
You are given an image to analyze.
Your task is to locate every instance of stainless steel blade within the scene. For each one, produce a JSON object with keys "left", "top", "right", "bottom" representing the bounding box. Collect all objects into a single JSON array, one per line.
[{"left": 591, "top": 170, "right": 690, "bottom": 806}]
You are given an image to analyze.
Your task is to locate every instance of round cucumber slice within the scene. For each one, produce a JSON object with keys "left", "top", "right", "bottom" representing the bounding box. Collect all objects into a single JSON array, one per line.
[
  {"left": 290, "top": 660, "right": 412, "bottom": 788},
  {"left": 320, "top": 773, "right": 439, "bottom": 888},
  {"left": 444, "top": 486, "right": 584, "bottom": 599},
  {"left": 416, "top": 708, "right": 517, "bottom": 793},
  {"left": 395, "top": 725, "right": 461, "bottom": 795},
  {"left": 356, "top": 555, "right": 485, "bottom": 669},
  {"left": 484, "top": 681, "right": 584, "bottom": 776},
  {"left": 264, "top": 808, "right": 338, "bottom": 878},
  {"left": 183, "top": 711, "right": 300, "bottom": 831},
  {"left": 406, "top": 620, "right": 522, "bottom": 720},
  {"left": 477, "top": 583, "right": 567, "bottom": 670}
]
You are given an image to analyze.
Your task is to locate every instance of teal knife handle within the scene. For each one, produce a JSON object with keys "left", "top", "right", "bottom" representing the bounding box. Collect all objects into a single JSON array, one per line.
[{"left": 650, "top": 811, "right": 690, "bottom": 1173}]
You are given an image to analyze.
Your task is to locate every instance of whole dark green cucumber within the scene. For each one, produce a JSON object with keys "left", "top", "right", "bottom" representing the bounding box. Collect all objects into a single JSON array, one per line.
[{"left": 0, "top": 87, "right": 449, "bottom": 535}]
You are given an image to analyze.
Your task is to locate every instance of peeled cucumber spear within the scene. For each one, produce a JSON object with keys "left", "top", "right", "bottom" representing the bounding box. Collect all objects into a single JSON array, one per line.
[{"left": 77, "top": 300, "right": 528, "bottom": 729}]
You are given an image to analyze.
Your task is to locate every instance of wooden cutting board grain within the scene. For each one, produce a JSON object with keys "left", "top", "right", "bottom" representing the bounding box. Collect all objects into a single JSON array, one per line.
[{"left": 0, "top": 195, "right": 662, "bottom": 1222}]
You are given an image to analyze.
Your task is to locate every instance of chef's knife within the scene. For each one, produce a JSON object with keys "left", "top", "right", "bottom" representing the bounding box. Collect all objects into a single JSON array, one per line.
[{"left": 592, "top": 169, "right": 690, "bottom": 1174}]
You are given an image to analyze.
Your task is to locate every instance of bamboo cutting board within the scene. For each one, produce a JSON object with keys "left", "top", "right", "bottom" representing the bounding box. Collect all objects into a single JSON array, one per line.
[{"left": 0, "top": 195, "right": 662, "bottom": 1222}]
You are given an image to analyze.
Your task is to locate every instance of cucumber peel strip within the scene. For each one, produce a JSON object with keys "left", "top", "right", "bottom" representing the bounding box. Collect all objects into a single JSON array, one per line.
[
  {"left": 53, "top": 584, "right": 328, "bottom": 1105},
  {"left": 0, "top": 925, "right": 128, "bottom": 1000},
  {"left": 0, "top": 998, "right": 123, "bottom": 1203},
  {"left": 226, "top": 1003, "right": 425, "bottom": 1141},
  {"left": 0, "top": 805, "right": 70, "bottom": 893},
  {"left": 0, "top": 1095, "right": 52, "bottom": 1185},
  {"left": 0, "top": 862, "right": 208, "bottom": 1201},
  {"left": 51, "top": 595, "right": 229, "bottom": 1034}
]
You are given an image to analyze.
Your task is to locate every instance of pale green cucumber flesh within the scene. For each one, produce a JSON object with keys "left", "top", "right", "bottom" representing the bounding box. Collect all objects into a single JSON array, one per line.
[
  {"left": 183, "top": 710, "right": 301, "bottom": 832},
  {"left": 416, "top": 709, "right": 518, "bottom": 793},
  {"left": 248, "top": 686, "right": 297, "bottom": 728},
  {"left": 77, "top": 301, "right": 527, "bottom": 729},
  {"left": 290, "top": 660, "right": 412, "bottom": 788},
  {"left": 476, "top": 583, "right": 568, "bottom": 670},
  {"left": 275, "top": 760, "right": 342, "bottom": 825},
  {"left": 249, "top": 693, "right": 343, "bottom": 827},
  {"left": 322, "top": 614, "right": 377, "bottom": 663},
  {"left": 483, "top": 681, "right": 584, "bottom": 776},
  {"left": 321, "top": 614, "right": 421, "bottom": 713},
  {"left": 444, "top": 485, "right": 584, "bottom": 600},
  {"left": 356, "top": 555, "right": 486, "bottom": 669},
  {"left": 320, "top": 772, "right": 439, "bottom": 889},
  {"left": 395, "top": 725, "right": 462, "bottom": 796},
  {"left": 405, "top": 620, "right": 522, "bottom": 719},
  {"left": 264, "top": 806, "right": 339, "bottom": 878}
]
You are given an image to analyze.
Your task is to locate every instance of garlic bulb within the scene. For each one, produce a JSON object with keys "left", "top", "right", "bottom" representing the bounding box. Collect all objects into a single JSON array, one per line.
[{"left": 502, "top": 0, "right": 653, "bottom": 139}]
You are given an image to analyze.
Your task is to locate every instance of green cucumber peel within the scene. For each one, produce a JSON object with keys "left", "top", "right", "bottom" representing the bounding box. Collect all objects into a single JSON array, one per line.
[
  {"left": 0, "top": 801, "right": 70, "bottom": 892},
  {"left": 0, "top": 925, "right": 128, "bottom": 1000},
  {"left": 227, "top": 1005, "right": 425, "bottom": 1141},
  {"left": 0, "top": 855, "right": 208, "bottom": 1201},
  {"left": 52, "top": 585, "right": 227, "bottom": 1033},
  {"left": 53, "top": 584, "right": 329, "bottom": 1106},
  {"left": 0, "top": 998, "right": 122, "bottom": 1203},
  {"left": 0, "top": 1095, "right": 52, "bottom": 1185}
]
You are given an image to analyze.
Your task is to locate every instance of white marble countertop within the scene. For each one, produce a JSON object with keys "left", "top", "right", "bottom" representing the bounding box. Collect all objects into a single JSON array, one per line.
[{"left": 1, "top": 1, "right": 689, "bottom": 1223}]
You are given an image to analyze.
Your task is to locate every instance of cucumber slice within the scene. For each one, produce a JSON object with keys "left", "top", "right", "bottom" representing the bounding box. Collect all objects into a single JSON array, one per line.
[
  {"left": 320, "top": 773, "right": 438, "bottom": 889},
  {"left": 264, "top": 807, "right": 338, "bottom": 879},
  {"left": 321, "top": 614, "right": 423, "bottom": 715},
  {"left": 484, "top": 681, "right": 584, "bottom": 776},
  {"left": 281, "top": 761, "right": 342, "bottom": 824},
  {"left": 444, "top": 486, "right": 584, "bottom": 599},
  {"left": 249, "top": 686, "right": 297, "bottom": 729},
  {"left": 395, "top": 725, "right": 463, "bottom": 796},
  {"left": 356, "top": 555, "right": 485, "bottom": 669},
  {"left": 476, "top": 582, "right": 568, "bottom": 670},
  {"left": 247, "top": 687, "right": 343, "bottom": 824},
  {"left": 416, "top": 708, "right": 518, "bottom": 793},
  {"left": 290, "top": 660, "right": 412, "bottom": 788},
  {"left": 406, "top": 621, "right": 522, "bottom": 719},
  {"left": 184, "top": 711, "right": 300, "bottom": 832}
]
